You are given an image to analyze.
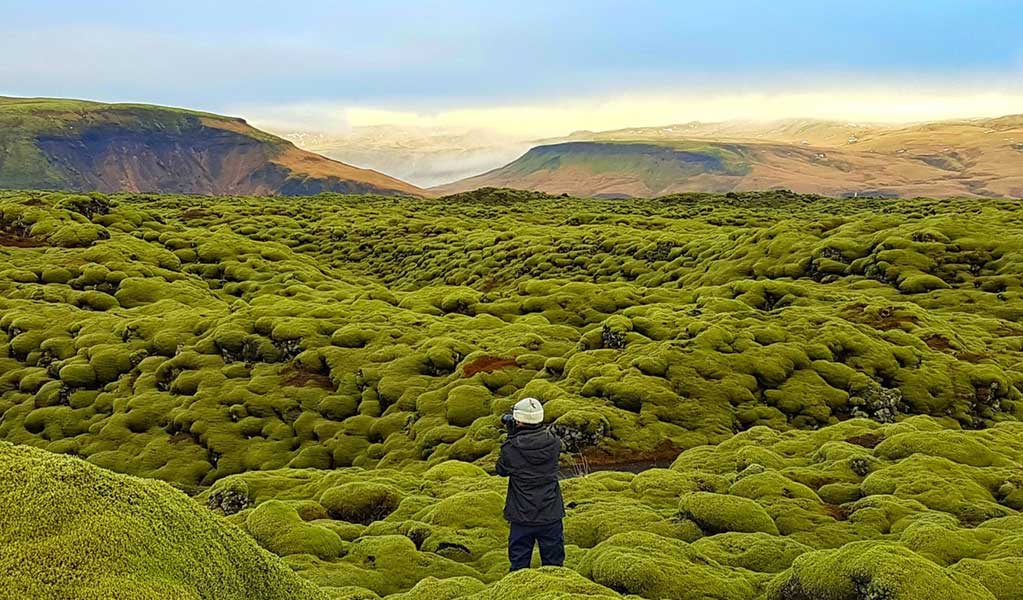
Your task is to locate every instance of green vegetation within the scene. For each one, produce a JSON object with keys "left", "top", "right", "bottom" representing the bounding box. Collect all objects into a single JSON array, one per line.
[
  {"left": 3, "top": 188, "right": 1021, "bottom": 486},
  {"left": 500, "top": 141, "right": 751, "bottom": 193},
  {"left": 0, "top": 441, "right": 325, "bottom": 599},
  {"left": 2, "top": 187, "right": 1023, "bottom": 598},
  {"left": 190, "top": 414, "right": 1022, "bottom": 598}
]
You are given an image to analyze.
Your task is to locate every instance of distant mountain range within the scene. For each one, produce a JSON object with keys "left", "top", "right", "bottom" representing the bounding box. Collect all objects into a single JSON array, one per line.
[
  {"left": 4, "top": 96, "right": 1022, "bottom": 199},
  {"left": 434, "top": 116, "right": 1023, "bottom": 197},
  {"left": 0, "top": 97, "right": 424, "bottom": 197},
  {"left": 274, "top": 125, "right": 532, "bottom": 188}
]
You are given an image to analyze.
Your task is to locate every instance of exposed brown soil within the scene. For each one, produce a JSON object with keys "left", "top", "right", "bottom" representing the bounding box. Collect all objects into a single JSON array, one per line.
[
  {"left": 845, "top": 432, "right": 885, "bottom": 449},
  {"left": 280, "top": 366, "right": 335, "bottom": 390},
  {"left": 823, "top": 504, "right": 850, "bottom": 521},
  {"left": 956, "top": 351, "right": 992, "bottom": 364},
  {"left": 872, "top": 311, "right": 919, "bottom": 331},
  {"left": 479, "top": 277, "right": 503, "bottom": 292},
  {"left": 996, "top": 325, "right": 1023, "bottom": 337},
  {"left": 0, "top": 233, "right": 44, "bottom": 247},
  {"left": 180, "top": 207, "right": 214, "bottom": 220},
  {"left": 462, "top": 355, "right": 518, "bottom": 378},
  {"left": 578, "top": 440, "right": 682, "bottom": 468},
  {"left": 923, "top": 334, "right": 952, "bottom": 351},
  {"left": 168, "top": 432, "right": 196, "bottom": 445},
  {"left": 841, "top": 304, "right": 919, "bottom": 331}
]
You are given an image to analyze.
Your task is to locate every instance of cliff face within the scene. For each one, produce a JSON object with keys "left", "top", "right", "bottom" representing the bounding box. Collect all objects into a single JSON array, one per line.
[
  {"left": 36, "top": 124, "right": 275, "bottom": 195},
  {"left": 0, "top": 97, "right": 425, "bottom": 197}
]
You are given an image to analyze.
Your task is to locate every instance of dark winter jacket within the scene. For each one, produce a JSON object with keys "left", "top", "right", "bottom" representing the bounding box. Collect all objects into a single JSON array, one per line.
[{"left": 495, "top": 424, "right": 565, "bottom": 525}]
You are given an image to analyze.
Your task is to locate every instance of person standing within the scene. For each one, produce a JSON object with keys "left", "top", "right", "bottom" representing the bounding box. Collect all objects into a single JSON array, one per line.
[{"left": 496, "top": 397, "right": 565, "bottom": 571}]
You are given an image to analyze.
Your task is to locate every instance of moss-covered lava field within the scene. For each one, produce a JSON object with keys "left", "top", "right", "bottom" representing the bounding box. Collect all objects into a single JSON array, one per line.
[{"left": 2, "top": 187, "right": 1022, "bottom": 598}]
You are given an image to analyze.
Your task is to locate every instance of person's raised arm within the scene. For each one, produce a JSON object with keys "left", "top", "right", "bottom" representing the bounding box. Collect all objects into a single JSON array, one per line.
[{"left": 495, "top": 443, "right": 511, "bottom": 476}]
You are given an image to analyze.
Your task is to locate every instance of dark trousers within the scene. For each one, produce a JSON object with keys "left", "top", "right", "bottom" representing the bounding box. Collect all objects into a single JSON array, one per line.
[{"left": 508, "top": 519, "right": 565, "bottom": 571}]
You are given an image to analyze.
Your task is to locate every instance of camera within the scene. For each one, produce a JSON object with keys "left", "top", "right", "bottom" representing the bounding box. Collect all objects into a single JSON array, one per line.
[{"left": 500, "top": 413, "right": 516, "bottom": 433}]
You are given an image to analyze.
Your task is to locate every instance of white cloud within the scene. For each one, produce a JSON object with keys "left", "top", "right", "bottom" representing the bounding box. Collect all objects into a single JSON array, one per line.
[{"left": 240, "top": 86, "right": 1023, "bottom": 140}]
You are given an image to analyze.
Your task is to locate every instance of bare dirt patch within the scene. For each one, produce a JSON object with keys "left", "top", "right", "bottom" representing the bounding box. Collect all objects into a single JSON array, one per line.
[
  {"left": 577, "top": 440, "right": 682, "bottom": 470},
  {"left": 281, "top": 366, "right": 335, "bottom": 389},
  {"left": 841, "top": 303, "right": 919, "bottom": 331},
  {"left": 923, "top": 334, "right": 952, "bottom": 351},
  {"left": 956, "top": 351, "right": 992, "bottom": 364},
  {"left": 462, "top": 355, "right": 517, "bottom": 378},
  {"left": 823, "top": 504, "right": 850, "bottom": 521},
  {"left": 180, "top": 207, "right": 214, "bottom": 220},
  {"left": 0, "top": 232, "right": 45, "bottom": 247},
  {"left": 845, "top": 432, "right": 885, "bottom": 449}
]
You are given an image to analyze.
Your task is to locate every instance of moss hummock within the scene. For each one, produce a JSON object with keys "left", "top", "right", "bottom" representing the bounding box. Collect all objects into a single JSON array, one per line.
[{"left": 0, "top": 442, "right": 324, "bottom": 600}]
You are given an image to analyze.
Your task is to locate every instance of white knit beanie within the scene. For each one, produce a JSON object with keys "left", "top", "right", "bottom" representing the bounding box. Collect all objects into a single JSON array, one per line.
[{"left": 512, "top": 397, "right": 544, "bottom": 424}]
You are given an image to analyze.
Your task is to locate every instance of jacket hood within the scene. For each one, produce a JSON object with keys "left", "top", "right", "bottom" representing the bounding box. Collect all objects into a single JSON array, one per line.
[{"left": 511, "top": 426, "right": 559, "bottom": 465}]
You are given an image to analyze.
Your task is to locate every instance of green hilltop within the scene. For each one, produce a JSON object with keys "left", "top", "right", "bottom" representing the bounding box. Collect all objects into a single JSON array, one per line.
[
  {"left": 504, "top": 141, "right": 750, "bottom": 178},
  {"left": 1, "top": 187, "right": 1022, "bottom": 598},
  {"left": 0, "top": 97, "right": 260, "bottom": 190},
  {"left": 437, "top": 141, "right": 753, "bottom": 197},
  {"left": 0, "top": 96, "right": 424, "bottom": 196}
]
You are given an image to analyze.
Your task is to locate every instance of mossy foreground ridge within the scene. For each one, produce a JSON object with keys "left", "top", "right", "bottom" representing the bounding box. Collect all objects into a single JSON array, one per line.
[
  {"left": 1, "top": 187, "right": 1022, "bottom": 598},
  {"left": 0, "top": 441, "right": 325, "bottom": 599}
]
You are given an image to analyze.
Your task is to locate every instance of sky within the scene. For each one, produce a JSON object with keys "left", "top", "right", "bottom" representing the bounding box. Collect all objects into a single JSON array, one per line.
[{"left": 2, "top": 0, "right": 1023, "bottom": 137}]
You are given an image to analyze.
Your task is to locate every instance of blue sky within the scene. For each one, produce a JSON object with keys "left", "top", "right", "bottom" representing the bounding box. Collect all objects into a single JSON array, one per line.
[{"left": 2, "top": 1, "right": 1022, "bottom": 134}]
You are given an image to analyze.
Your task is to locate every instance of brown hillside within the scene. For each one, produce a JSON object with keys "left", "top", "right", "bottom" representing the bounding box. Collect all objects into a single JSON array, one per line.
[{"left": 436, "top": 116, "right": 1023, "bottom": 198}]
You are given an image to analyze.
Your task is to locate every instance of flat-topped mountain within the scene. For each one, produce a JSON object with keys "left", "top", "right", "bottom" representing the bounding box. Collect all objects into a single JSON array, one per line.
[
  {"left": 434, "top": 116, "right": 1023, "bottom": 198},
  {"left": 0, "top": 97, "right": 424, "bottom": 196}
]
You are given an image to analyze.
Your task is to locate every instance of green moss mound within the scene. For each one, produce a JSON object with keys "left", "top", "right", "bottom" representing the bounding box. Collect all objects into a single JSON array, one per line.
[
  {"left": 0, "top": 442, "right": 324, "bottom": 600},
  {"left": 678, "top": 492, "right": 779, "bottom": 535},
  {"left": 388, "top": 576, "right": 487, "bottom": 600},
  {"left": 579, "top": 531, "right": 761, "bottom": 599},
  {"left": 464, "top": 568, "right": 623, "bottom": 600},
  {"left": 320, "top": 481, "right": 403, "bottom": 524},
  {"left": 245, "top": 500, "right": 345, "bottom": 559},
  {"left": 767, "top": 542, "right": 996, "bottom": 600}
]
